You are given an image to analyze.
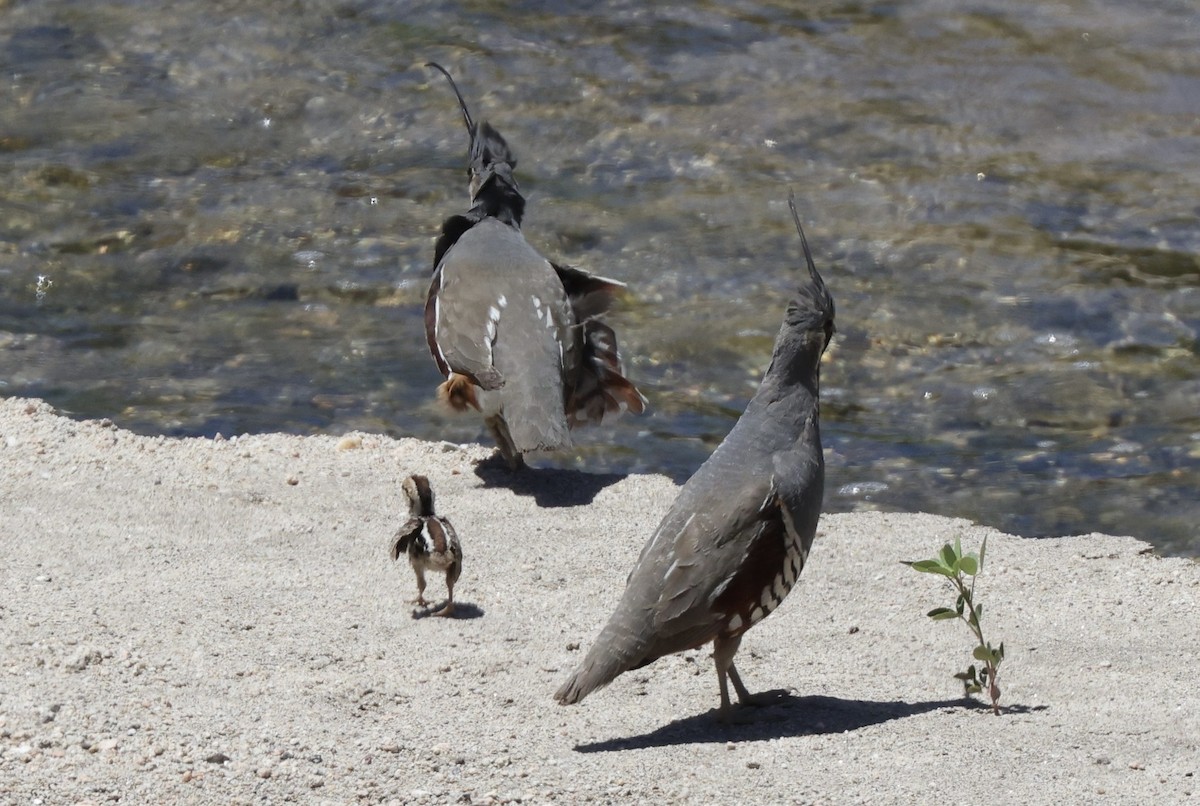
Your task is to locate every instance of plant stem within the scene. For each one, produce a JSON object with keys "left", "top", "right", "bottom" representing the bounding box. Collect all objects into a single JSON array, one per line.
[{"left": 952, "top": 575, "right": 999, "bottom": 715}]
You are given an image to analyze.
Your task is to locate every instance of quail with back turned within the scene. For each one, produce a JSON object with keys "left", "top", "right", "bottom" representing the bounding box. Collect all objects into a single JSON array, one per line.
[
  {"left": 391, "top": 474, "right": 463, "bottom": 617},
  {"left": 423, "top": 63, "right": 645, "bottom": 469},
  {"left": 555, "top": 194, "right": 836, "bottom": 720}
]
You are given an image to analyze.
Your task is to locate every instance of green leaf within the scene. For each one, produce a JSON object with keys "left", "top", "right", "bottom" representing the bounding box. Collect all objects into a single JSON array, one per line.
[
  {"left": 973, "top": 645, "right": 992, "bottom": 662},
  {"left": 966, "top": 684, "right": 982, "bottom": 695},
  {"left": 968, "top": 603, "right": 981, "bottom": 628},
  {"left": 955, "top": 595, "right": 965, "bottom": 615},
  {"left": 958, "top": 555, "right": 978, "bottom": 576},
  {"left": 940, "top": 543, "right": 959, "bottom": 569},
  {"left": 909, "top": 559, "right": 954, "bottom": 577},
  {"left": 955, "top": 535, "right": 963, "bottom": 563},
  {"left": 927, "top": 607, "right": 958, "bottom": 621},
  {"left": 999, "top": 642, "right": 1006, "bottom": 660},
  {"left": 978, "top": 534, "right": 987, "bottom": 571}
]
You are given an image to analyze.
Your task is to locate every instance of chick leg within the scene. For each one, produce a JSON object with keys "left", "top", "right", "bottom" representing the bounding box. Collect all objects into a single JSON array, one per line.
[
  {"left": 410, "top": 567, "right": 429, "bottom": 607},
  {"left": 433, "top": 570, "right": 456, "bottom": 617}
]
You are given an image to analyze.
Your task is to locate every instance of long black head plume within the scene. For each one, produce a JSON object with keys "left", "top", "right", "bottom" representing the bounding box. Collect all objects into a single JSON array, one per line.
[
  {"left": 425, "top": 61, "right": 475, "bottom": 137},
  {"left": 784, "top": 190, "right": 836, "bottom": 348},
  {"left": 426, "top": 62, "right": 525, "bottom": 226}
]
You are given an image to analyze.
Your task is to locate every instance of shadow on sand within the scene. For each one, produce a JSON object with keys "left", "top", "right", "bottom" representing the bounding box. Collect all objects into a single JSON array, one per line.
[
  {"left": 573, "top": 692, "right": 1047, "bottom": 752},
  {"left": 473, "top": 455, "right": 627, "bottom": 508},
  {"left": 410, "top": 601, "right": 485, "bottom": 620}
]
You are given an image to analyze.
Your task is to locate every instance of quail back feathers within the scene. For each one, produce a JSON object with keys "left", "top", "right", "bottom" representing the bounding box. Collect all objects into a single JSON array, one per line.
[{"left": 423, "top": 63, "right": 645, "bottom": 469}]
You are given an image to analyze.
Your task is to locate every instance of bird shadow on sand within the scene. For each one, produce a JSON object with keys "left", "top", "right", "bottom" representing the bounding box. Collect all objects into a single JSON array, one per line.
[
  {"left": 572, "top": 692, "right": 1047, "bottom": 752},
  {"left": 473, "top": 456, "right": 626, "bottom": 508},
  {"left": 410, "top": 601, "right": 485, "bottom": 620}
]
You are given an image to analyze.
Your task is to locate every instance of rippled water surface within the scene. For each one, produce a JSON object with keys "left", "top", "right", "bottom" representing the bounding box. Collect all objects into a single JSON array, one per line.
[{"left": 2, "top": 0, "right": 1198, "bottom": 554}]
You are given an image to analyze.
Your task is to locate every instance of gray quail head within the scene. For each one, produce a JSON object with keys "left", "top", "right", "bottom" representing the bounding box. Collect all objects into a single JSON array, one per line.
[
  {"left": 391, "top": 475, "right": 463, "bottom": 617},
  {"left": 422, "top": 63, "right": 645, "bottom": 470},
  {"left": 555, "top": 193, "right": 835, "bottom": 720}
]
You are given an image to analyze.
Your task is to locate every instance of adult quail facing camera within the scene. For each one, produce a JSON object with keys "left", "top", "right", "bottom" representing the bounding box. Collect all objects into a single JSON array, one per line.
[
  {"left": 391, "top": 475, "right": 463, "bottom": 617},
  {"left": 555, "top": 194, "right": 836, "bottom": 721},
  {"left": 423, "top": 63, "right": 645, "bottom": 469}
]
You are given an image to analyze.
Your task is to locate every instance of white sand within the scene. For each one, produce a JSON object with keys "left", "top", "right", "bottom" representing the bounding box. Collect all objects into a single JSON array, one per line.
[{"left": 1, "top": 396, "right": 1197, "bottom": 804}]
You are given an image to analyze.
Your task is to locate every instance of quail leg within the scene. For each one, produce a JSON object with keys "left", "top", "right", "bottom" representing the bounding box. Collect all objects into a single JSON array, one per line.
[
  {"left": 410, "top": 567, "right": 429, "bottom": 607},
  {"left": 713, "top": 634, "right": 742, "bottom": 721},
  {"left": 485, "top": 415, "right": 525, "bottom": 471},
  {"left": 713, "top": 634, "right": 770, "bottom": 722},
  {"left": 433, "top": 571, "right": 456, "bottom": 617},
  {"left": 726, "top": 662, "right": 769, "bottom": 707}
]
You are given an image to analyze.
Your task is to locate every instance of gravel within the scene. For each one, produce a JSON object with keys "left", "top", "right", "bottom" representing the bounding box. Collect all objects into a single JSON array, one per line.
[{"left": 1, "top": 396, "right": 1197, "bottom": 804}]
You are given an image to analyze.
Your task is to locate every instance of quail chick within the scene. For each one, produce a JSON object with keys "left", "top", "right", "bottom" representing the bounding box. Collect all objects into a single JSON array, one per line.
[
  {"left": 391, "top": 475, "right": 463, "bottom": 617},
  {"left": 555, "top": 194, "right": 836, "bottom": 720}
]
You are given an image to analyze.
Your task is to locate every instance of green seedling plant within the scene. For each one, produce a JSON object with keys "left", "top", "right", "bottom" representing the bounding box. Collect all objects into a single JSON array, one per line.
[{"left": 905, "top": 535, "right": 1005, "bottom": 715}]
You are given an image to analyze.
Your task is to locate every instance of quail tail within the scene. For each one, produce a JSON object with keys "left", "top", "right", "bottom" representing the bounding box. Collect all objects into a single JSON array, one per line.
[
  {"left": 554, "top": 619, "right": 649, "bottom": 705},
  {"left": 566, "top": 320, "right": 647, "bottom": 428}
]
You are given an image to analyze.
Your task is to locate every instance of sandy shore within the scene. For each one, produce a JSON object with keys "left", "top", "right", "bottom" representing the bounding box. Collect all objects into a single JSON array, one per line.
[{"left": 1, "top": 396, "right": 1197, "bottom": 805}]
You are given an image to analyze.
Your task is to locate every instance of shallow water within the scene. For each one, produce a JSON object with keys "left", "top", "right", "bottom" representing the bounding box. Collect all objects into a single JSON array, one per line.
[{"left": 2, "top": 0, "right": 1198, "bottom": 555}]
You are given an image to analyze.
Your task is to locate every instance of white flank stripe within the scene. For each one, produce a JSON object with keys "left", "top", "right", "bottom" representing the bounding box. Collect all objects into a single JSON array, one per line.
[
  {"left": 783, "top": 554, "right": 797, "bottom": 586},
  {"left": 772, "top": 575, "right": 788, "bottom": 602},
  {"left": 432, "top": 294, "right": 448, "bottom": 366}
]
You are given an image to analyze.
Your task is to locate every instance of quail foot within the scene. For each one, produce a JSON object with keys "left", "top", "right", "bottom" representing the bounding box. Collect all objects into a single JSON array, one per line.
[
  {"left": 391, "top": 475, "right": 463, "bottom": 617},
  {"left": 555, "top": 193, "right": 836, "bottom": 720},
  {"left": 423, "top": 63, "right": 645, "bottom": 469}
]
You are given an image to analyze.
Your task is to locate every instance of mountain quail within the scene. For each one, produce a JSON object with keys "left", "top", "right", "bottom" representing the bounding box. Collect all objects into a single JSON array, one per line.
[
  {"left": 423, "top": 62, "right": 645, "bottom": 469},
  {"left": 555, "top": 194, "right": 836, "bottom": 720},
  {"left": 391, "top": 474, "right": 463, "bottom": 617}
]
